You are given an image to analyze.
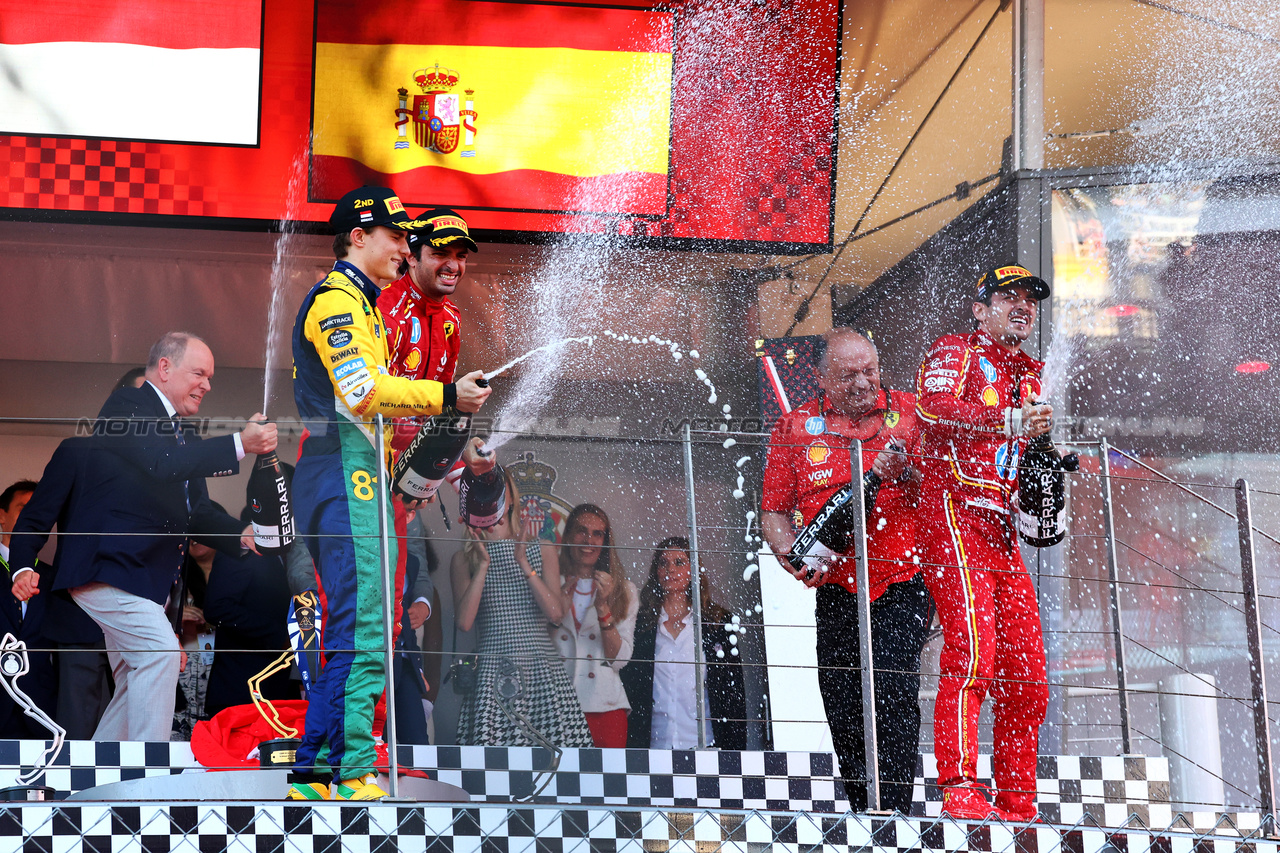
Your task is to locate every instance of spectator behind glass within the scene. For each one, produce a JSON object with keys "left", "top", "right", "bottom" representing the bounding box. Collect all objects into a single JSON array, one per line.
[
  {"left": 172, "top": 542, "right": 215, "bottom": 740},
  {"left": 406, "top": 512, "right": 445, "bottom": 711},
  {"left": 451, "top": 467, "right": 592, "bottom": 747},
  {"left": 200, "top": 487, "right": 308, "bottom": 720},
  {"left": 551, "top": 504, "right": 638, "bottom": 748},
  {"left": 0, "top": 480, "right": 57, "bottom": 738},
  {"left": 621, "top": 537, "right": 747, "bottom": 750},
  {"left": 114, "top": 366, "right": 146, "bottom": 391}
]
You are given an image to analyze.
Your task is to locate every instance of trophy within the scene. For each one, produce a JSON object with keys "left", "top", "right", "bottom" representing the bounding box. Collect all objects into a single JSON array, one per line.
[
  {"left": 0, "top": 633, "right": 64, "bottom": 801},
  {"left": 251, "top": 590, "right": 322, "bottom": 768}
]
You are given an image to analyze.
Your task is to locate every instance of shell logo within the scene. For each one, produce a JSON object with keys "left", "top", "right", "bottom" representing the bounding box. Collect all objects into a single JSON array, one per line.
[
  {"left": 807, "top": 443, "right": 831, "bottom": 465},
  {"left": 982, "top": 386, "right": 1000, "bottom": 407}
]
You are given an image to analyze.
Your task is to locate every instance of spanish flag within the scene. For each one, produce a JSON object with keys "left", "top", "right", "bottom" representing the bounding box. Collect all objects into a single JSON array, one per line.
[{"left": 311, "top": 0, "right": 673, "bottom": 216}]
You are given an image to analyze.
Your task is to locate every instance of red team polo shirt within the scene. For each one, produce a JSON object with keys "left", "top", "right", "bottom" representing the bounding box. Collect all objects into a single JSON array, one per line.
[{"left": 762, "top": 389, "right": 922, "bottom": 600}]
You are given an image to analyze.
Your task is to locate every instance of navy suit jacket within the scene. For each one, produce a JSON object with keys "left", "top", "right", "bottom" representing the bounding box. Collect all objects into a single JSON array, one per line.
[
  {"left": 9, "top": 384, "right": 244, "bottom": 605},
  {"left": 0, "top": 554, "right": 56, "bottom": 737}
]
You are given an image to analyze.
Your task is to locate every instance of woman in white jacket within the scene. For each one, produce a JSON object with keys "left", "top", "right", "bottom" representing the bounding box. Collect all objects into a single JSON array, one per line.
[{"left": 551, "top": 504, "right": 639, "bottom": 747}]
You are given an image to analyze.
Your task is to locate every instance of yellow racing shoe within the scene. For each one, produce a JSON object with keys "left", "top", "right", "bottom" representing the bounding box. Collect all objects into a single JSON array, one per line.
[
  {"left": 285, "top": 772, "right": 331, "bottom": 801},
  {"left": 334, "top": 773, "right": 388, "bottom": 801}
]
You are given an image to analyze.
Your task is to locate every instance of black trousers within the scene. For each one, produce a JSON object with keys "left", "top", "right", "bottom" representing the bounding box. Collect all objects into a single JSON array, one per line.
[
  {"left": 54, "top": 640, "right": 114, "bottom": 740},
  {"left": 816, "top": 574, "right": 930, "bottom": 813}
]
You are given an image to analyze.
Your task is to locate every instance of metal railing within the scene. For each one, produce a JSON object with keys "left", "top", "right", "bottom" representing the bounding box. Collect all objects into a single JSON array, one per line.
[{"left": 3, "top": 414, "right": 1280, "bottom": 821}]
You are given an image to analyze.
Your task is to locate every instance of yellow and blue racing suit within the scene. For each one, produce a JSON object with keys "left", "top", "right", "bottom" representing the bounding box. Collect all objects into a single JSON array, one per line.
[{"left": 290, "top": 260, "right": 443, "bottom": 782}]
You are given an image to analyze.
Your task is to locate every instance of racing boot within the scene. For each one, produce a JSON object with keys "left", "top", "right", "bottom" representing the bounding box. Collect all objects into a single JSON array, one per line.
[
  {"left": 993, "top": 790, "right": 1040, "bottom": 823},
  {"left": 334, "top": 773, "right": 388, "bottom": 801},
  {"left": 940, "top": 781, "right": 996, "bottom": 820},
  {"left": 285, "top": 771, "right": 331, "bottom": 801}
]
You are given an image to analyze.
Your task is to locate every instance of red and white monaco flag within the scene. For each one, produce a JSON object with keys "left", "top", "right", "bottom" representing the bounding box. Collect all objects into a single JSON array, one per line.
[{"left": 0, "top": 0, "right": 261, "bottom": 144}]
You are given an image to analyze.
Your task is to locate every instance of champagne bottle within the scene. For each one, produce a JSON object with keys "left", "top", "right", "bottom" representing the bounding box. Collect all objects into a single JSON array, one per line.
[
  {"left": 1016, "top": 434, "right": 1079, "bottom": 547},
  {"left": 391, "top": 378, "right": 489, "bottom": 502},
  {"left": 247, "top": 451, "right": 294, "bottom": 555},
  {"left": 392, "top": 411, "right": 472, "bottom": 501},
  {"left": 785, "top": 469, "right": 884, "bottom": 579},
  {"left": 458, "top": 462, "right": 507, "bottom": 529}
]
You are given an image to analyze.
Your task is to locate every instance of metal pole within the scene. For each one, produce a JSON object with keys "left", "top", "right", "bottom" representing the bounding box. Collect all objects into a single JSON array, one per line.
[
  {"left": 1012, "top": 0, "right": 1045, "bottom": 172},
  {"left": 1237, "top": 479, "right": 1276, "bottom": 819},
  {"left": 374, "top": 413, "right": 400, "bottom": 796},
  {"left": 850, "top": 438, "right": 879, "bottom": 810},
  {"left": 1098, "top": 440, "right": 1132, "bottom": 754},
  {"left": 681, "top": 424, "right": 708, "bottom": 748}
]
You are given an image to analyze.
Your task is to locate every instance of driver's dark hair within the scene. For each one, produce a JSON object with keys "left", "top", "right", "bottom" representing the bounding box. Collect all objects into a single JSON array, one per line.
[
  {"left": 396, "top": 237, "right": 426, "bottom": 278},
  {"left": 972, "top": 292, "right": 994, "bottom": 329}
]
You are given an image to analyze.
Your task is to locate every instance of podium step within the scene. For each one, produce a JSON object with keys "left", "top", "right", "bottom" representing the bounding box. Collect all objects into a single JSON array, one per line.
[{"left": 65, "top": 769, "right": 469, "bottom": 802}]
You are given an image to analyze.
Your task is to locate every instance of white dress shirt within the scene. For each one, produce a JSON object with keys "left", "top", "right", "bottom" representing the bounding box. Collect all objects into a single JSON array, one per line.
[
  {"left": 147, "top": 380, "right": 244, "bottom": 460},
  {"left": 0, "top": 542, "right": 25, "bottom": 618},
  {"left": 650, "top": 605, "right": 712, "bottom": 749}
]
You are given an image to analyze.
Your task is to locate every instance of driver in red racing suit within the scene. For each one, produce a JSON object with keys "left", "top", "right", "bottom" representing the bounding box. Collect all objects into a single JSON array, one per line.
[
  {"left": 378, "top": 208, "right": 478, "bottom": 645},
  {"left": 914, "top": 265, "right": 1056, "bottom": 822}
]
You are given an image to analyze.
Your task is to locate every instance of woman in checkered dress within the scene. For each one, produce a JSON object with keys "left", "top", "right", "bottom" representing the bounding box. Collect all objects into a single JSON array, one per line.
[{"left": 451, "top": 468, "right": 592, "bottom": 747}]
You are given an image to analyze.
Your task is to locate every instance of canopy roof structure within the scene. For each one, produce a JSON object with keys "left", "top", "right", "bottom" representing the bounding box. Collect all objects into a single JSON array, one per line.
[{"left": 761, "top": 0, "right": 1280, "bottom": 337}]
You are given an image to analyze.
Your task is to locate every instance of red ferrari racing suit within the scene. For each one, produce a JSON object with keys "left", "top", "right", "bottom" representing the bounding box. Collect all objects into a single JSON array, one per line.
[
  {"left": 378, "top": 273, "right": 462, "bottom": 450},
  {"left": 377, "top": 274, "right": 463, "bottom": 646},
  {"left": 914, "top": 330, "right": 1049, "bottom": 813},
  {"left": 761, "top": 389, "right": 921, "bottom": 599}
]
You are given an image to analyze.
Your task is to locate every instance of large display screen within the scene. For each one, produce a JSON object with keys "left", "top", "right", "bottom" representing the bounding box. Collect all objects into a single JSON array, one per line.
[
  {"left": 0, "top": 0, "right": 263, "bottom": 146},
  {"left": 0, "top": 0, "right": 839, "bottom": 250}
]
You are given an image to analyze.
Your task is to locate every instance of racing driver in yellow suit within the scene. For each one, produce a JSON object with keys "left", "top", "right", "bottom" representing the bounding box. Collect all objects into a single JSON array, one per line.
[{"left": 286, "top": 186, "right": 490, "bottom": 801}]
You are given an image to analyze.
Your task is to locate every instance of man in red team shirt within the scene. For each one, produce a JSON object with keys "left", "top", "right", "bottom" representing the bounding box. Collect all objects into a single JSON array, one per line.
[
  {"left": 914, "top": 265, "right": 1055, "bottom": 822},
  {"left": 762, "top": 328, "right": 931, "bottom": 814},
  {"left": 378, "top": 207, "right": 483, "bottom": 633}
]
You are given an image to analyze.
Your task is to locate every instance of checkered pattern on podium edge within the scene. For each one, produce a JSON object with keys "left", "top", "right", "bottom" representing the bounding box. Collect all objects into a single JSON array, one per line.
[
  {"left": 0, "top": 804, "right": 1276, "bottom": 853},
  {"left": 6, "top": 740, "right": 1171, "bottom": 821}
]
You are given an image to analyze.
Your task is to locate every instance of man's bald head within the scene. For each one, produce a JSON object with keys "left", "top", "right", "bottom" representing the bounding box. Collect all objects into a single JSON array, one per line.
[
  {"left": 818, "top": 328, "right": 876, "bottom": 372},
  {"left": 817, "top": 328, "right": 881, "bottom": 417}
]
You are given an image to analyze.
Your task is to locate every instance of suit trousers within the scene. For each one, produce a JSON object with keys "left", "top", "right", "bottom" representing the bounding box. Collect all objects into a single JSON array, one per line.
[
  {"left": 816, "top": 574, "right": 930, "bottom": 814},
  {"left": 71, "top": 582, "right": 180, "bottom": 742}
]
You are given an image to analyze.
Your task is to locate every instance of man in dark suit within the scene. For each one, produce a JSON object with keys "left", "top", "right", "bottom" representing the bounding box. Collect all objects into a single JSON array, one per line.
[
  {"left": 10, "top": 332, "right": 277, "bottom": 742},
  {"left": 0, "top": 479, "right": 59, "bottom": 738}
]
